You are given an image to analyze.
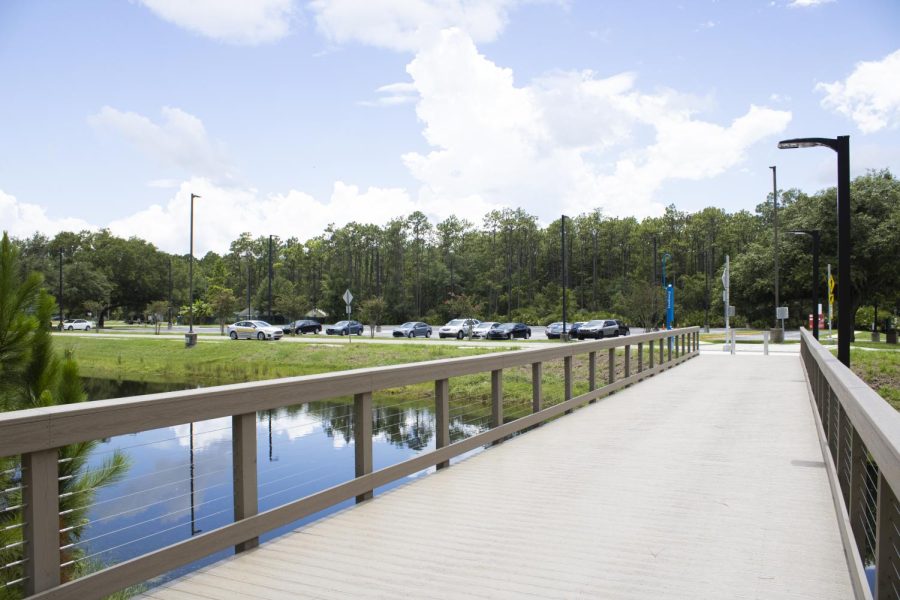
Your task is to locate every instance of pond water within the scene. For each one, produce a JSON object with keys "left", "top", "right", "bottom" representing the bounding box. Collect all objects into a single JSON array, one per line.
[{"left": 76, "top": 378, "right": 491, "bottom": 587}]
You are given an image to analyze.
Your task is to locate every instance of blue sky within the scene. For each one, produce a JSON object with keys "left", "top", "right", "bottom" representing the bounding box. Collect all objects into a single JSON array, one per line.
[{"left": 1, "top": 0, "right": 898, "bottom": 254}]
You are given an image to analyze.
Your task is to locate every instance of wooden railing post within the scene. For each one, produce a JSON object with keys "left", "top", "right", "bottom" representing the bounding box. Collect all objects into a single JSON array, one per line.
[
  {"left": 667, "top": 335, "right": 672, "bottom": 363},
  {"left": 588, "top": 351, "right": 597, "bottom": 402},
  {"left": 564, "top": 356, "right": 573, "bottom": 414},
  {"left": 23, "top": 449, "right": 60, "bottom": 595},
  {"left": 491, "top": 369, "right": 503, "bottom": 429},
  {"left": 637, "top": 342, "right": 643, "bottom": 373},
  {"left": 624, "top": 345, "right": 631, "bottom": 378},
  {"left": 659, "top": 337, "right": 664, "bottom": 365},
  {"left": 875, "top": 472, "right": 900, "bottom": 598},
  {"left": 435, "top": 379, "right": 450, "bottom": 470},
  {"left": 608, "top": 348, "right": 615, "bottom": 384},
  {"left": 649, "top": 340, "right": 655, "bottom": 369},
  {"left": 232, "top": 413, "right": 259, "bottom": 552},
  {"left": 532, "top": 363, "right": 542, "bottom": 413},
  {"left": 354, "top": 392, "right": 373, "bottom": 502}
]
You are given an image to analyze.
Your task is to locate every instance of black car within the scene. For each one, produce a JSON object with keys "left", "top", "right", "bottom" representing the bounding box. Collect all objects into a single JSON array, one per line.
[
  {"left": 568, "top": 321, "right": 586, "bottom": 338},
  {"left": 615, "top": 320, "right": 630, "bottom": 336},
  {"left": 486, "top": 322, "right": 532, "bottom": 340},
  {"left": 286, "top": 319, "right": 322, "bottom": 334},
  {"left": 326, "top": 320, "right": 363, "bottom": 335},
  {"left": 393, "top": 321, "right": 432, "bottom": 338}
]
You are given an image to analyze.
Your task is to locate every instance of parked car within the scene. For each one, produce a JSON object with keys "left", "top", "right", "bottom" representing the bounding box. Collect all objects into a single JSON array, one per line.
[
  {"left": 64, "top": 319, "right": 94, "bottom": 331},
  {"left": 438, "top": 318, "right": 480, "bottom": 339},
  {"left": 326, "top": 320, "right": 363, "bottom": 336},
  {"left": 471, "top": 321, "right": 501, "bottom": 339},
  {"left": 577, "top": 319, "right": 619, "bottom": 340},
  {"left": 545, "top": 321, "right": 580, "bottom": 339},
  {"left": 227, "top": 320, "right": 284, "bottom": 341},
  {"left": 486, "top": 322, "right": 532, "bottom": 340},
  {"left": 614, "top": 320, "right": 630, "bottom": 336},
  {"left": 393, "top": 322, "right": 432, "bottom": 338},
  {"left": 285, "top": 319, "right": 322, "bottom": 335},
  {"left": 568, "top": 322, "right": 586, "bottom": 338}
]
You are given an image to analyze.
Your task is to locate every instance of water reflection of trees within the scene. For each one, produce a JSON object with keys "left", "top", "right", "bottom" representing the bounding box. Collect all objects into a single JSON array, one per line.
[{"left": 273, "top": 398, "right": 489, "bottom": 451}]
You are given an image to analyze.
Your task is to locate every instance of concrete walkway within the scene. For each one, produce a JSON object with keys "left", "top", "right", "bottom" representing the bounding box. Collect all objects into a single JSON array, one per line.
[{"left": 142, "top": 355, "right": 851, "bottom": 599}]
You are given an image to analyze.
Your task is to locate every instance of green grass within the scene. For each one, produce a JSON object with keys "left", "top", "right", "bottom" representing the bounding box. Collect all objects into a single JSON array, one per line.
[
  {"left": 838, "top": 349, "right": 900, "bottom": 411},
  {"left": 56, "top": 337, "right": 512, "bottom": 385}
]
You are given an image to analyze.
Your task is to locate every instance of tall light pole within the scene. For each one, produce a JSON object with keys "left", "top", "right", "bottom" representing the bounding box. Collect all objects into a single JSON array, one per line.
[
  {"left": 788, "top": 230, "right": 821, "bottom": 340},
  {"left": 561, "top": 215, "right": 568, "bottom": 337},
  {"left": 188, "top": 193, "right": 201, "bottom": 334},
  {"left": 57, "top": 247, "right": 64, "bottom": 330},
  {"left": 268, "top": 235, "right": 274, "bottom": 322},
  {"left": 778, "top": 136, "right": 851, "bottom": 365},
  {"left": 449, "top": 247, "right": 455, "bottom": 295},
  {"left": 246, "top": 250, "right": 252, "bottom": 320},
  {"left": 770, "top": 166, "right": 780, "bottom": 330}
]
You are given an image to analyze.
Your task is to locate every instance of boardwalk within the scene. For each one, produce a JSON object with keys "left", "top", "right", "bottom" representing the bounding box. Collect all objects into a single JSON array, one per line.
[{"left": 142, "top": 354, "right": 852, "bottom": 599}]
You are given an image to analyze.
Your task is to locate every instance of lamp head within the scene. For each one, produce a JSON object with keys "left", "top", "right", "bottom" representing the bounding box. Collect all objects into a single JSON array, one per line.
[
  {"left": 778, "top": 137, "right": 838, "bottom": 151},
  {"left": 191, "top": 193, "right": 201, "bottom": 200}
]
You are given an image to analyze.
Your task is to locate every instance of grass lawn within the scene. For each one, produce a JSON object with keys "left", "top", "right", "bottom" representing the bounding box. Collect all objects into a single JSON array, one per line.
[
  {"left": 840, "top": 349, "right": 900, "bottom": 411},
  {"left": 56, "top": 337, "right": 512, "bottom": 385}
]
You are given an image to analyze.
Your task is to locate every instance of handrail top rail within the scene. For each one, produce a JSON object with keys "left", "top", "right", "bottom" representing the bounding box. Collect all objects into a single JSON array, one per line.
[
  {"left": 0, "top": 327, "right": 699, "bottom": 457},
  {"left": 799, "top": 327, "right": 900, "bottom": 492}
]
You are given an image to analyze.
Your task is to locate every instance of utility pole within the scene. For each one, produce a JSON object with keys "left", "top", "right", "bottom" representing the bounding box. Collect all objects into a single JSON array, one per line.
[
  {"left": 246, "top": 251, "right": 252, "bottom": 320},
  {"left": 704, "top": 249, "right": 710, "bottom": 332}
]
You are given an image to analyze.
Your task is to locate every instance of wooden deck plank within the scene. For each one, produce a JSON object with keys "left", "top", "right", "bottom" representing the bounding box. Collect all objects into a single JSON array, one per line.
[{"left": 142, "top": 355, "right": 853, "bottom": 599}]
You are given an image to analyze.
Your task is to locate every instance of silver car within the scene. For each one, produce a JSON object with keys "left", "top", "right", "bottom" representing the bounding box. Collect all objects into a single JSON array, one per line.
[
  {"left": 227, "top": 320, "right": 284, "bottom": 341},
  {"left": 577, "top": 319, "right": 619, "bottom": 340},
  {"left": 438, "top": 318, "right": 480, "bottom": 339},
  {"left": 471, "top": 321, "right": 501, "bottom": 338}
]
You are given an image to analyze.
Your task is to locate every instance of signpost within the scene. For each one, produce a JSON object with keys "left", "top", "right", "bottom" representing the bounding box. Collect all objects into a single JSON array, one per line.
[
  {"left": 827, "top": 264, "right": 834, "bottom": 339},
  {"left": 343, "top": 289, "right": 353, "bottom": 344}
]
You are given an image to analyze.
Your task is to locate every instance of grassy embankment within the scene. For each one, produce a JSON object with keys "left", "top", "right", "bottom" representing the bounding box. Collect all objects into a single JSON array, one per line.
[
  {"left": 844, "top": 349, "right": 900, "bottom": 411},
  {"left": 55, "top": 336, "right": 659, "bottom": 419}
]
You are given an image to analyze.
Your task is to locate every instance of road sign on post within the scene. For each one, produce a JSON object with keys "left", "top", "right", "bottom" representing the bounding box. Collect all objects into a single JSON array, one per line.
[{"left": 343, "top": 289, "right": 353, "bottom": 344}]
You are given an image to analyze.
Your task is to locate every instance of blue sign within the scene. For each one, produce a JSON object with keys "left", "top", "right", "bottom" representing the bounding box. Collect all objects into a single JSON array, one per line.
[{"left": 666, "top": 284, "right": 674, "bottom": 330}]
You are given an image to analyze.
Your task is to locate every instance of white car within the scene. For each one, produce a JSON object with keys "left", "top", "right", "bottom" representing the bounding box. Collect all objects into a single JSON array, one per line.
[
  {"left": 227, "top": 320, "right": 284, "bottom": 341},
  {"left": 471, "top": 321, "right": 500, "bottom": 339},
  {"left": 438, "top": 318, "right": 480, "bottom": 339},
  {"left": 64, "top": 319, "right": 94, "bottom": 331}
]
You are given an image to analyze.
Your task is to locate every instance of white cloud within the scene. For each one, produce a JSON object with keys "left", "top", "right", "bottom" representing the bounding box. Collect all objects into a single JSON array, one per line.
[
  {"left": 401, "top": 29, "right": 791, "bottom": 220},
  {"left": 0, "top": 189, "right": 95, "bottom": 240},
  {"left": 815, "top": 48, "right": 900, "bottom": 133},
  {"left": 89, "top": 106, "right": 233, "bottom": 181},
  {"left": 139, "top": 0, "right": 295, "bottom": 45},
  {"left": 309, "top": 0, "right": 528, "bottom": 52},
  {"left": 105, "top": 178, "right": 416, "bottom": 255},
  {"left": 360, "top": 81, "right": 420, "bottom": 107},
  {"left": 788, "top": 0, "right": 833, "bottom": 6}
]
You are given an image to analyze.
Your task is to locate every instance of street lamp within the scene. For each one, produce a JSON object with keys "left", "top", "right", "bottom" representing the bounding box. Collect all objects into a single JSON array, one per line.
[
  {"left": 188, "top": 193, "right": 201, "bottom": 335},
  {"left": 788, "top": 230, "right": 821, "bottom": 341},
  {"left": 778, "top": 136, "right": 850, "bottom": 365},
  {"left": 560, "top": 215, "right": 568, "bottom": 337},
  {"left": 448, "top": 247, "right": 455, "bottom": 295},
  {"left": 770, "top": 166, "right": 781, "bottom": 333}
]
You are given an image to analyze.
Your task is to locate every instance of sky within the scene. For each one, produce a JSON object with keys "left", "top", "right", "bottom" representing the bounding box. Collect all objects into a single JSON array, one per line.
[{"left": 1, "top": 0, "right": 898, "bottom": 255}]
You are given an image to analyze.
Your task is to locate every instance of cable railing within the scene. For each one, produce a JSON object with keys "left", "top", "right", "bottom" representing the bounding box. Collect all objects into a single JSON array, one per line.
[
  {"left": 0, "top": 327, "right": 699, "bottom": 599},
  {"left": 799, "top": 328, "right": 900, "bottom": 600}
]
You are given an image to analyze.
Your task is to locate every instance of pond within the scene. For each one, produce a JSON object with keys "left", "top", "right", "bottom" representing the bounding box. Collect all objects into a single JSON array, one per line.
[{"left": 75, "top": 378, "right": 493, "bottom": 588}]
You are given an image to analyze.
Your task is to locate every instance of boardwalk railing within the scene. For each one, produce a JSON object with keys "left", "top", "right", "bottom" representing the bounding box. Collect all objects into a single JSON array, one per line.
[
  {"left": 800, "top": 328, "right": 900, "bottom": 599},
  {"left": 1, "top": 327, "right": 700, "bottom": 599}
]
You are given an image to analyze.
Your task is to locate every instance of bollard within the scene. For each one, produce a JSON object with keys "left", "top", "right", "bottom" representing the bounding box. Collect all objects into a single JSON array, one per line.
[
  {"left": 763, "top": 330, "right": 769, "bottom": 355},
  {"left": 730, "top": 329, "right": 736, "bottom": 355}
]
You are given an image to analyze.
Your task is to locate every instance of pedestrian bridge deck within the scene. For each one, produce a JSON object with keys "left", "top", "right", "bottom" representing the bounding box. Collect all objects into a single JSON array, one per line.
[{"left": 142, "top": 354, "right": 851, "bottom": 599}]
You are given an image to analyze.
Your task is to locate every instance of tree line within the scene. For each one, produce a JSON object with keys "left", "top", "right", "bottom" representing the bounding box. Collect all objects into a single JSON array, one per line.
[{"left": 9, "top": 169, "right": 900, "bottom": 331}]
